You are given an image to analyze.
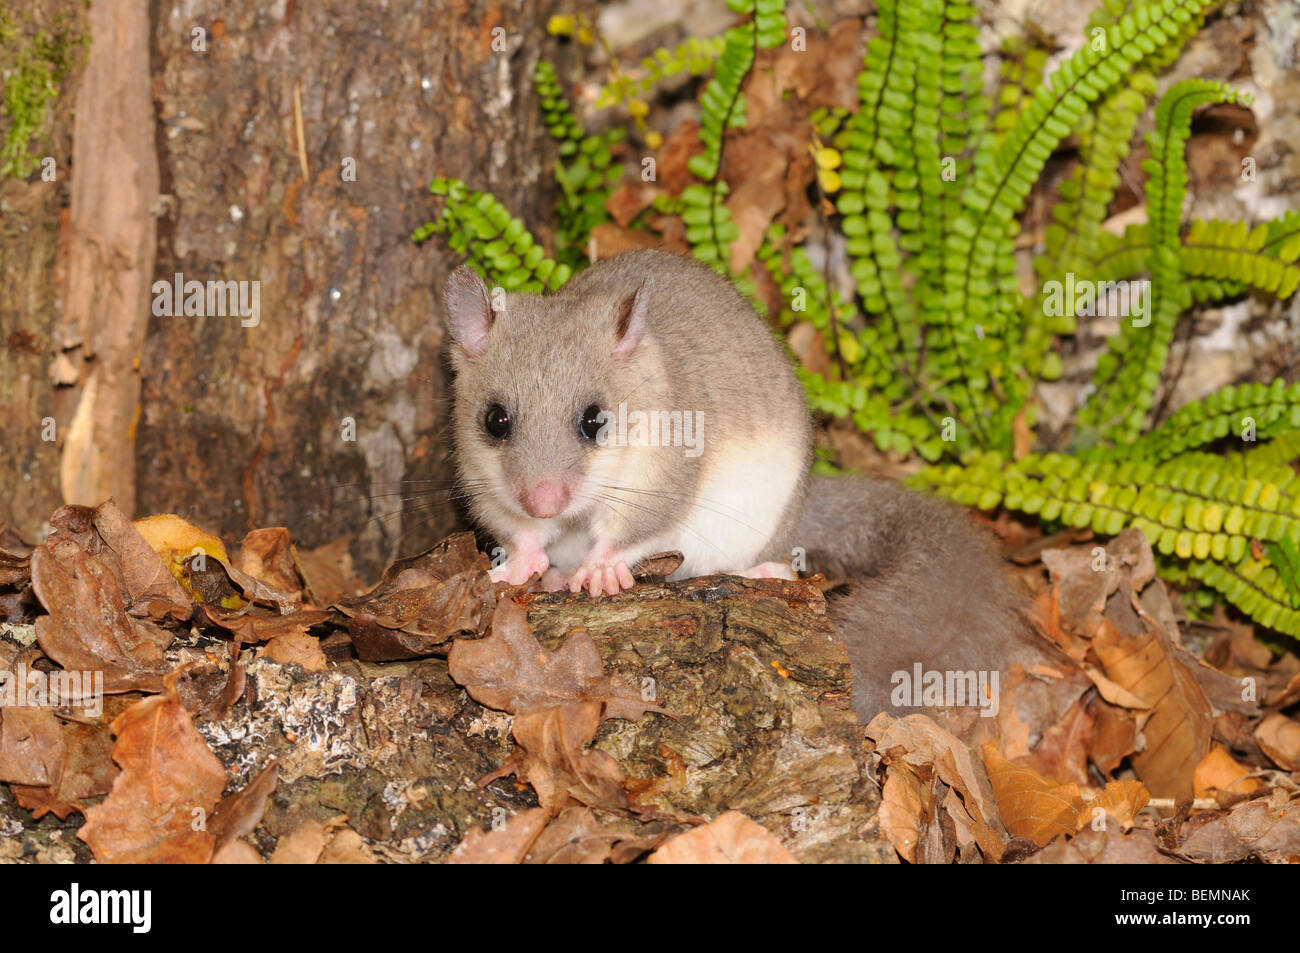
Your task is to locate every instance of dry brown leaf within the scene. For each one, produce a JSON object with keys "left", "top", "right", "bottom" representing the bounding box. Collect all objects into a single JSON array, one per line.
[
  {"left": 213, "top": 554, "right": 300, "bottom": 609},
  {"left": 170, "top": 654, "right": 246, "bottom": 723},
  {"left": 0, "top": 706, "right": 64, "bottom": 786},
  {"left": 942, "top": 789, "right": 982, "bottom": 863},
  {"left": 605, "top": 182, "right": 659, "bottom": 228},
  {"left": 982, "top": 743, "right": 1085, "bottom": 846},
  {"left": 1040, "top": 544, "right": 1119, "bottom": 641},
  {"left": 1086, "top": 780, "right": 1151, "bottom": 831},
  {"left": 1028, "top": 693, "right": 1094, "bottom": 787},
  {"left": 724, "top": 131, "right": 793, "bottom": 273},
  {"left": 92, "top": 500, "right": 192, "bottom": 622},
  {"left": 1266, "top": 670, "right": 1300, "bottom": 709},
  {"left": 647, "top": 811, "right": 796, "bottom": 864},
  {"left": 866, "top": 713, "right": 1008, "bottom": 861},
  {"left": 448, "top": 596, "right": 667, "bottom": 722},
  {"left": 1159, "top": 794, "right": 1300, "bottom": 863},
  {"left": 256, "top": 628, "right": 328, "bottom": 673},
  {"left": 1254, "top": 713, "right": 1300, "bottom": 770},
  {"left": 1088, "top": 698, "right": 1138, "bottom": 777},
  {"left": 269, "top": 815, "right": 376, "bottom": 864},
  {"left": 589, "top": 222, "right": 661, "bottom": 259},
  {"left": 631, "top": 551, "right": 684, "bottom": 580},
  {"left": 0, "top": 525, "right": 33, "bottom": 586},
  {"left": 524, "top": 806, "right": 663, "bottom": 864},
  {"left": 1193, "top": 744, "right": 1265, "bottom": 798},
  {"left": 234, "top": 527, "right": 302, "bottom": 596},
  {"left": 447, "top": 807, "right": 550, "bottom": 864},
  {"left": 318, "top": 827, "right": 378, "bottom": 864},
  {"left": 1019, "top": 825, "right": 1182, "bottom": 864},
  {"left": 294, "top": 536, "right": 361, "bottom": 606},
  {"left": 211, "top": 840, "right": 263, "bottom": 864},
  {"left": 338, "top": 533, "right": 492, "bottom": 660},
  {"left": 268, "top": 820, "right": 331, "bottom": 864},
  {"left": 9, "top": 696, "right": 131, "bottom": 819},
  {"left": 878, "top": 761, "right": 929, "bottom": 863},
  {"left": 208, "top": 761, "right": 278, "bottom": 857},
  {"left": 201, "top": 603, "right": 332, "bottom": 645},
  {"left": 31, "top": 538, "right": 173, "bottom": 693},
  {"left": 1093, "top": 618, "right": 1212, "bottom": 800},
  {"left": 77, "top": 685, "right": 227, "bottom": 863},
  {"left": 651, "top": 120, "right": 702, "bottom": 196},
  {"left": 508, "top": 702, "right": 629, "bottom": 815}
]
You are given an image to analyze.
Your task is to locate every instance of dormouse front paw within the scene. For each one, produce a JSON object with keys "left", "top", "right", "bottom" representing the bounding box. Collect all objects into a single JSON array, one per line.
[
  {"left": 567, "top": 541, "right": 635, "bottom": 597},
  {"left": 489, "top": 535, "right": 550, "bottom": 586}
]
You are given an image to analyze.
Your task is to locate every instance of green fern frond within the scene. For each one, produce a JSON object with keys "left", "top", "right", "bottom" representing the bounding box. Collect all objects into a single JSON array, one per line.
[
  {"left": 1084, "top": 379, "right": 1300, "bottom": 463},
  {"left": 947, "top": 0, "right": 1222, "bottom": 448},
  {"left": 1039, "top": 77, "right": 1153, "bottom": 291},
  {"left": 413, "top": 177, "right": 570, "bottom": 292},
  {"left": 685, "top": 0, "right": 785, "bottom": 272},
  {"left": 913, "top": 436, "right": 1300, "bottom": 635},
  {"left": 1181, "top": 219, "right": 1300, "bottom": 297},
  {"left": 533, "top": 60, "right": 626, "bottom": 268},
  {"left": 1188, "top": 557, "right": 1300, "bottom": 636},
  {"left": 1079, "top": 77, "right": 1249, "bottom": 441}
]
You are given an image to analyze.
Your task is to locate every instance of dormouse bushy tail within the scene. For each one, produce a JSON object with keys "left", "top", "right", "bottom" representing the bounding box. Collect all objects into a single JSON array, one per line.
[{"left": 790, "top": 475, "right": 1046, "bottom": 721}]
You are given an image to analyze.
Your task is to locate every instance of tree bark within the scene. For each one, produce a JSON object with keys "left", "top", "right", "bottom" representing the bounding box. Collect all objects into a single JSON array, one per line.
[{"left": 136, "top": 0, "right": 587, "bottom": 574}]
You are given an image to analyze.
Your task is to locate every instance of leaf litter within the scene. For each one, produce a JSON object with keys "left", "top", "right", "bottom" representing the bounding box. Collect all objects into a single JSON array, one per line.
[{"left": 1, "top": 494, "right": 1298, "bottom": 864}]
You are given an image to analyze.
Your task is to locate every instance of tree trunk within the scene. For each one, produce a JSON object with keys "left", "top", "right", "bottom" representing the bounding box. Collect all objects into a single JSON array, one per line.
[{"left": 2, "top": 0, "right": 595, "bottom": 577}]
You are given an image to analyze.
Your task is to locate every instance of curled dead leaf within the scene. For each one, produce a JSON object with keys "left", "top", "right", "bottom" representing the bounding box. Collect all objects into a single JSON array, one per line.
[
  {"left": 982, "top": 743, "right": 1085, "bottom": 847},
  {"left": 1193, "top": 744, "right": 1265, "bottom": 798},
  {"left": 447, "top": 807, "right": 550, "bottom": 864},
  {"left": 31, "top": 538, "right": 174, "bottom": 694},
  {"left": 647, "top": 811, "right": 796, "bottom": 864},
  {"left": 338, "top": 533, "right": 492, "bottom": 660}
]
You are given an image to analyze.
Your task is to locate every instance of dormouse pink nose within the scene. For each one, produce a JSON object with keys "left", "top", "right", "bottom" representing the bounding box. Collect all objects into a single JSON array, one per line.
[{"left": 521, "top": 481, "right": 569, "bottom": 519}]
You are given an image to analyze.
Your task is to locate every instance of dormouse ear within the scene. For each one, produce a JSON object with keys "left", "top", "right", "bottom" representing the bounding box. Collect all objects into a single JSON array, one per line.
[
  {"left": 442, "top": 266, "right": 493, "bottom": 357},
  {"left": 610, "top": 281, "right": 649, "bottom": 360}
]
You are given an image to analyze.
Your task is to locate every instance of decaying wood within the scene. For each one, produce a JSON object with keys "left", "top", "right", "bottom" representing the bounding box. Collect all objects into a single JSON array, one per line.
[
  {"left": 1, "top": 573, "right": 893, "bottom": 864},
  {"left": 58, "top": 0, "right": 159, "bottom": 513}
]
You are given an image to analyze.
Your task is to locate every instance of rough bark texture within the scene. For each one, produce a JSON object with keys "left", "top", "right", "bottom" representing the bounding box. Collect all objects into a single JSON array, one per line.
[
  {"left": 135, "top": 0, "right": 592, "bottom": 575},
  {"left": 0, "top": 0, "right": 88, "bottom": 539}
]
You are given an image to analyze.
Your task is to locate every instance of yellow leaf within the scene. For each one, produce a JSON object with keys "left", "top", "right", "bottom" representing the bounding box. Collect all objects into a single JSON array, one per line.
[
  {"left": 547, "top": 14, "right": 575, "bottom": 36},
  {"left": 817, "top": 167, "right": 842, "bottom": 193},
  {"left": 838, "top": 332, "right": 860, "bottom": 364},
  {"left": 645, "top": 130, "right": 663, "bottom": 149},
  {"left": 812, "top": 146, "right": 842, "bottom": 170}
]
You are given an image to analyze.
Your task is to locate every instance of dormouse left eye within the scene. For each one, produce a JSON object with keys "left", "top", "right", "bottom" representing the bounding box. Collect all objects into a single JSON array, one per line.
[{"left": 579, "top": 404, "right": 604, "bottom": 441}]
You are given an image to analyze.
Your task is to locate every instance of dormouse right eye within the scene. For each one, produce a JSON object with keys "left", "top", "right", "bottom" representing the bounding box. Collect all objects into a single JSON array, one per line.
[{"left": 483, "top": 404, "right": 511, "bottom": 440}]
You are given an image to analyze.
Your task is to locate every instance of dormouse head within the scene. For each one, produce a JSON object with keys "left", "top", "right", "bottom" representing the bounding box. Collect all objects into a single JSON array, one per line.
[{"left": 441, "top": 265, "right": 655, "bottom": 523}]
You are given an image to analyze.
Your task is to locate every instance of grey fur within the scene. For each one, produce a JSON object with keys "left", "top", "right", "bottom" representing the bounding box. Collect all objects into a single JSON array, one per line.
[
  {"left": 443, "top": 250, "right": 810, "bottom": 577},
  {"left": 786, "top": 474, "right": 1045, "bottom": 718}
]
